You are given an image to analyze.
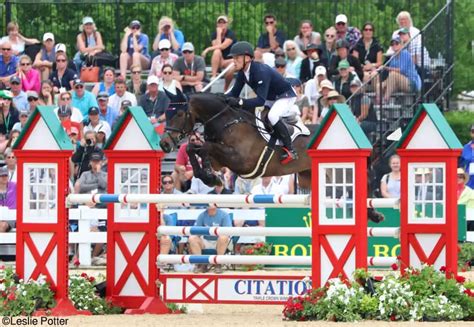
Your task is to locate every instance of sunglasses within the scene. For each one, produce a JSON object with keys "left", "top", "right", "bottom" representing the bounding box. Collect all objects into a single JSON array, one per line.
[
  {"left": 56, "top": 59, "right": 66, "bottom": 62},
  {"left": 217, "top": 20, "right": 227, "bottom": 24},
  {"left": 131, "top": 26, "right": 140, "bottom": 30},
  {"left": 276, "top": 65, "right": 286, "bottom": 68},
  {"left": 132, "top": 71, "right": 141, "bottom": 74},
  {"left": 163, "top": 71, "right": 173, "bottom": 75},
  {"left": 275, "top": 54, "right": 285, "bottom": 58},
  {"left": 162, "top": 180, "right": 173, "bottom": 185},
  {"left": 160, "top": 48, "right": 170, "bottom": 51},
  {"left": 336, "top": 22, "right": 346, "bottom": 26},
  {"left": 61, "top": 97, "right": 71, "bottom": 101},
  {"left": 183, "top": 50, "right": 193, "bottom": 54},
  {"left": 21, "top": 62, "right": 31, "bottom": 66},
  {"left": 286, "top": 47, "right": 296, "bottom": 51},
  {"left": 189, "top": 138, "right": 198, "bottom": 142},
  {"left": 27, "top": 97, "right": 38, "bottom": 101},
  {"left": 325, "top": 34, "right": 335, "bottom": 38},
  {"left": 2, "top": 48, "right": 11, "bottom": 51},
  {"left": 75, "top": 85, "right": 84, "bottom": 89},
  {"left": 10, "top": 82, "right": 20, "bottom": 85},
  {"left": 458, "top": 175, "right": 465, "bottom": 178},
  {"left": 364, "top": 28, "right": 373, "bottom": 31},
  {"left": 265, "top": 21, "right": 275, "bottom": 25},
  {"left": 6, "top": 156, "right": 15, "bottom": 159}
]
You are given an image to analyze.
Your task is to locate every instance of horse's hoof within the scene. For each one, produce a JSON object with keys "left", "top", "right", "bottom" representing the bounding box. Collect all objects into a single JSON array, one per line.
[{"left": 368, "top": 211, "right": 385, "bottom": 223}]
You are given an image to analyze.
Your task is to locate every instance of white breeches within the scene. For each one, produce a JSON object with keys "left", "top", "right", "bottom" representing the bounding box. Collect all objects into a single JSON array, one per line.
[{"left": 265, "top": 97, "right": 297, "bottom": 125}]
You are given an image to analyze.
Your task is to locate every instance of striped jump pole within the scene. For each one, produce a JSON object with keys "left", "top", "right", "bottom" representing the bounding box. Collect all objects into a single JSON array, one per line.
[
  {"left": 157, "top": 254, "right": 312, "bottom": 266},
  {"left": 367, "top": 256, "right": 398, "bottom": 267}
]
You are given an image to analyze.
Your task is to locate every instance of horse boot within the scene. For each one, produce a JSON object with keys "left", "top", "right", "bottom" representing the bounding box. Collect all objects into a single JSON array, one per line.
[{"left": 272, "top": 120, "right": 298, "bottom": 164}]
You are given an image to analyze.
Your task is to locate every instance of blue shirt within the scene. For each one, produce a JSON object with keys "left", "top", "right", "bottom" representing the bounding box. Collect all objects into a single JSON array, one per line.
[
  {"left": 127, "top": 34, "right": 150, "bottom": 58},
  {"left": 195, "top": 208, "right": 232, "bottom": 240},
  {"left": 72, "top": 90, "right": 99, "bottom": 116},
  {"left": 99, "top": 106, "right": 119, "bottom": 127},
  {"left": 13, "top": 91, "right": 28, "bottom": 111},
  {"left": 257, "top": 30, "right": 286, "bottom": 50},
  {"left": 388, "top": 49, "right": 421, "bottom": 91},
  {"left": 159, "top": 30, "right": 185, "bottom": 54},
  {"left": 461, "top": 141, "right": 474, "bottom": 189},
  {"left": 98, "top": 82, "right": 115, "bottom": 96},
  {"left": 0, "top": 55, "right": 18, "bottom": 77}
]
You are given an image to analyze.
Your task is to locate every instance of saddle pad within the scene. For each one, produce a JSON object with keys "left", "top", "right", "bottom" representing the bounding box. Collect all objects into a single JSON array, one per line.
[{"left": 255, "top": 107, "right": 310, "bottom": 145}]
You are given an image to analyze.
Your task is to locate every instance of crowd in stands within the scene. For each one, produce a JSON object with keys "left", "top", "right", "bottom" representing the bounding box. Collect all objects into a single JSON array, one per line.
[{"left": 0, "top": 10, "right": 463, "bottom": 273}]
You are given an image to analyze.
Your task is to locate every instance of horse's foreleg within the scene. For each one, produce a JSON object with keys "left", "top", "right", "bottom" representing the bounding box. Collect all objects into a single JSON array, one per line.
[{"left": 188, "top": 142, "right": 219, "bottom": 186}]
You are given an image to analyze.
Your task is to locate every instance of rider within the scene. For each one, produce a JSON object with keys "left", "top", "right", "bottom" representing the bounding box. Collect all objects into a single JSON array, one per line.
[{"left": 226, "top": 41, "right": 298, "bottom": 164}]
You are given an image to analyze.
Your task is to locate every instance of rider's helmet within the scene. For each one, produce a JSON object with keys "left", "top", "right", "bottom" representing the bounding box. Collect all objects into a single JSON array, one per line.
[{"left": 229, "top": 41, "right": 254, "bottom": 58}]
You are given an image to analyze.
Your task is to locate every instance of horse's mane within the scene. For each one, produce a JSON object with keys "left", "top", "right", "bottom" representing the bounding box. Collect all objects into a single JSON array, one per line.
[{"left": 189, "top": 92, "right": 242, "bottom": 111}]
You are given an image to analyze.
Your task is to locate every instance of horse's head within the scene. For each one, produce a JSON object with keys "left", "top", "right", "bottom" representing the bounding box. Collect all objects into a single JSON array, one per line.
[{"left": 159, "top": 89, "right": 194, "bottom": 153}]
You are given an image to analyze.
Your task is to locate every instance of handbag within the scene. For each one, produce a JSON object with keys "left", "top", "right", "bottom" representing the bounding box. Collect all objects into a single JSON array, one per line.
[
  {"left": 94, "top": 52, "right": 118, "bottom": 68},
  {"left": 80, "top": 55, "right": 99, "bottom": 82}
]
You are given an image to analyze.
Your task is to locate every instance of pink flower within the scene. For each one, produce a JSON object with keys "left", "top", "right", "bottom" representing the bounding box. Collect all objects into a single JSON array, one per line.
[
  {"left": 88, "top": 276, "right": 95, "bottom": 283},
  {"left": 7, "top": 292, "right": 15, "bottom": 301},
  {"left": 456, "top": 276, "right": 466, "bottom": 284},
  {"left": 81, "top": 272, "right": 88, "bottom": 278},
  {"left": 391, "top": 263, "right": 399, "bottom": 271},
  {"left": 440, "top": 266, "right": 447, "bottom": 273},
  {"left": 73, "top": 258, "right": 80, "bottom": 267}
]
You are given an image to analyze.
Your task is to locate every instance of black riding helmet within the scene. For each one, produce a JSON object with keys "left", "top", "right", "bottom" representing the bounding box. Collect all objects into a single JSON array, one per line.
[{"left": 229, "top": 41, "right": 254, "bottom": 58}]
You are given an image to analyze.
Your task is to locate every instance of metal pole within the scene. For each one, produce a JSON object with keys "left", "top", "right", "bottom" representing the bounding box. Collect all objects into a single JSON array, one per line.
[
  {"left": 5, "top": 0, "right": 11, "bottom": 35},
  {"left": 201, "top": 62, "right": 234, "bottom": 93}
]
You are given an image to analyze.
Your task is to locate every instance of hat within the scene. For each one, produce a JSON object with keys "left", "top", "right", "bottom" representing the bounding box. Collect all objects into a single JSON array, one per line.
[
  {"left": 55, "top": 43, "right": 67, "bottom": 53},
  {"left": 97, "top": 91, "right": 109, "bottom": 100},
  {"left": 182, "top": 42, "right": 195, "bottom": 52},
  {"left": 130, "top": 20, "right": 141, "bottom": 28},
  {"left": 350, "top": 79, "right": 362, "bottom": 87},
  {"left": 327, "top": 90, "right": 343, "bottom": 99},
  {"left": 10, "top": 75, "right": 21, "bottom": 84},
  {"left": 315, "top": 65, "right": 327, "bottom": 76},
  {"left": 335, "top": 14, "right": 348, "bottom": 24},
  {"left": 303, "top": 43, "right": 319, "bottom": 53},
  {"left": 0, "top": 90, "right": 13, "bottom": 100},
  {"left": 274, "top": 48, "right": 285, "bottom": 56},
  {"left": 274, "top": 57, "right": 287, "bottom": 67},
  {"left": 0, "top": 166, "right": 9, "bottom": 177},
  {"left": 318, "top": 79, "right": 335, "bottom": 92},
  {"left": 82, "top": 17, "right": 94, "bottom": 25},
  {"left": 335, "top": 39, "right": 350, "bottom": 49},
  {"left": 158, "top": 39, "right": 171, "bottom": 50},
  {"left": 121, "top": 100, "right": 132, "bottom": 108},
  {"left": 337, "top": 60, "right": 350, "bottom": 70},
  {"left": 216, "top": 15, "right": 229, "bottom": 23},
  {"left": 88, "top": 106, "right": 99, "bottom": 115},
  {"left": 398, "top": 27, "right": 410, "bottom": 34},
  {"left": 147, "top": 75, "right": 160, "bottom": 85},
  {"left": 57, "top": 105, "right": 72, "bottom": 117},
  {"left": 26, "top": 91, "right": 39, "bottom": 99},
  {"left": 73, "top": 78, "right": 84, "bottom": 86},
  {"left": 286, "top": 77, "right": 301, "bottom": 87},
  {"left": 69, "top": 126, "right": 79, "bottom": 135},
  {"left": 90, "top": 151, "right": 103, "bottom": 161},
  {"left": 323, "top": 90, "right": 345, "bottom": 106},
  {"left": 43, "top": 32, "right": 54, "bottom": 42},
  {"left": 390, "top": 36, "right": 401, "bottom": 44},
  {"left": 19, "top": 109, "right": 30, "bottom": 117}
]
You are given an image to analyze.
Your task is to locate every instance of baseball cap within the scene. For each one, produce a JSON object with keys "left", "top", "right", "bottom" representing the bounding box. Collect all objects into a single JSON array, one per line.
[
  {"left": 10, "top": 75, "right": 21, "bottom": 84},
  {"left": 0, "top": 166, "right": 8, "bottom": 177},
  {"left": 315, "top": 66, "right": 327, "bottom": 76},
  {"left": 69, "top": 126, "right": 79, "bottom": 135},
  {"left": 147, "top": 75, "right": 160, "bottom": 85},
  {"left": 88, "top": 106, "right": 99, "bottom": 115},
  {"left": 216, "top": 15, "right": 229, "bottom": 23},
  {"left": 335, "top": 39, "right": 350, "bottom": 49},
  {"left": 57, "top": 105, "right": 72, "bottom": 117},
  {"left": 335, "top": 14, "right": 348, "bottom": 24},
  {"left": 26, "top": 91, "right": 39, "bottom": 99},
  {"left": 0, "top": 90, "right": 13, "bottom": 99},
  {"left": 182, "top": 42, "right": 195, "bottom": 52},
  {"left": 337, "top": 60, "right": 350, "bottom": 70},
  {"left": 73, "top": 78, "right": 84, "bottom": 86},
  {"left": 121, "top": 100, "right": 132, "bottom": 108},
  {"left": 43, "top": 32, "right": 55, "bottom": 42},
  {"left": 350, "top": 79, "right": 362, "bottom": 87},
  {"left": 130, "top": 20, "right": 141, "bottom": 28},
  {"left": 82, "top": 16, "right": 94, "bottom": 25},
  {"left": 318, "top": 79, "right": 335, "bottom": 92},
  {"left": 19, "top": 109, "right": 30, "bottom": 117},
  {"left": 158, "top": 39, "right": 171, "bottom": 50},
  {"left": 398, "top": 27, "right": 410, "bottom": 34},
  {"left": 90, "top": 151, "right": 103, "bottom": 161},
  {"left": 390, "top": 36, "right": 401, "bottom": 44},
  {"left": 97, "top": 91, "right": 109, "bottom": 100},
  {"left": 55, "top": 43, "right": 67, "bottom": 53},
  {"left": 274, "top": 57, "right": 287, "bottom": 67}
]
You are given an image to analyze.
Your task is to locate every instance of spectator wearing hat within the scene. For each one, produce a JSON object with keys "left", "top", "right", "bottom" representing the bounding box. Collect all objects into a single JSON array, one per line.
[
  {"left": 56, "top": 92, "right": 84, "bottom": 123},
  {"left": 73, "top": 17, "right": 105, "bottom": 73},
  {"left": 460, "top": 125, "right": 474, "bottom": 190},
  {"left": 321, "top": 27, "right": 337, "bottom": 65},
  {"left": 312, "top": 81, "right": 336, "bottom": 124},
  {"left": 398, "top": 27, "right": 431, "bottom": 70},
  {"left": 274, "top": 57, "right": 293, "bottom": 78},
  {"left": 71, "top": 78, "right": 98, "bottom": 115},
  {"left": 9, "top": 75, "right": 28, "bottom": 111},
  {"left": 304, "top": 65, "right": 327, "bottom": 113},
  {"left": 294, "top": 20, "right": 321, "bottom": 53},
  {"left": 149, "top": 39, "right": 179, "bottom": 79},
  {"left": 138, "top": 76, "right": 170, "bottom": 121},
  {"left": 1, "top": 22, "right": 39, "bottom": 56},
  {"left": 56, "top": 104, "right": 83, "bottom": 139},
  {"left": 108, "top": 78, "right": 137, "bottom": 113},
  {"left": 287, "top": 78, "right": 310, "bottom": 124},
  {"left": 334, "top": 14, "right": 361, "bottom": 51},
  {"left": 283, "top": 40, "right": 304, "bottom": 79},
  {"left": 333, "top": 60, "right": 358, "bottom": 99},
  {"left": 91, "top": 67, "right": 116, "bottom": 97},
  {"left": 352, "top": 22, "right": 383, "bottom": 83},
  {"left": 12, "top": 107, "right": 30, "bottom": 132},
  {"left": 33, "top": 32, "right": 56, "bottom": 81},
  {"left": 96, "top": 92, "right": 118, "bottom": 127},
  {"left": 119, "top": 20, "right": 150, "bottom": 79},
  {"left": 49, "top": 52, "right": 78, "bottom": 92},
  {"left": 172, "top": 42, "right": 206, "bottom": 95},
  {"left": 299, "top": 43, "right": 326, "bottom": 83},
  {"left": 51, "top": 43, "right": 77, "bottom": 72},
  {"left": 328, "top": 39, "right": 363, "bottom": 81},
  {"left": 392, "top": 11, "right": 421, "bottom": 53},
  {"left": 255, "top": 14, "right": 286, "bottom": 61},
  {"left": 0, "top": 41, "right": 19, "bottom": 86},
  {"left": 26, "top": 90, "right": 39, "bottom": 112},
  {"left": 201, "top": 15, "right": 237, "bottom": 91},
  {"left": 153, "top": 16, "right": 185, "bottom": 55},
  {"left": 348, "top": 78, "right": 376, "bottom": 136},
  {"left": 0, "top": 90, "right": 19, "bottom": 137},
  {"left": 0, "top": 166, "right": 17, "bottom": 232},
  {"left": 17, "top": 54, "right": 40, "bottom": 93},
  {"left": 319, "top": 90, "right": 345, "bottom": 121},
  {"left": 83, "top": 105, "right": 111, "bottom": 142},
  {"left": 375, "top": 36, "right": 421, "bottom": 104}
]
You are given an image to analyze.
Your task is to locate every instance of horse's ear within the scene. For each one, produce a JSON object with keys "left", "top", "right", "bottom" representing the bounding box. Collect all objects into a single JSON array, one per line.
[{"left": 175, "top": 88, "right": 188, "bottom": 103}]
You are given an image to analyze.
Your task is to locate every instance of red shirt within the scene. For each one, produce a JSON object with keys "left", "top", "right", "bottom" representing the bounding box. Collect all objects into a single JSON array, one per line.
[{"left": 175, "top": 142, "right": 201, "bottom": 172}]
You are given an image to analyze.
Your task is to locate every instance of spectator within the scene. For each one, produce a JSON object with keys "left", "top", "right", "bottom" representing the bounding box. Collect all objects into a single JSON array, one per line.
[
  {"left": 334, "top": 14, "right": 361, "bottom": 51},
  {"left": 4, "top": 148, "right": 17, "bottom": 182},
  {"left": 312, "top": 79, "right": 334, "bottom": 124},
  {"left": 96, "top": 92, "right": 118, "bottom": 128},
  {"left": 457, "top": 168, "right": 473, "bottom": 204},
  {"left": 352, "top": 22, "right": 383, "bottom": 83},
  {"left": 126, "top": 64, "right": 147, "bottom": 98},
  {"left": 283, "top": 40, "right": 303, "bottom": 78},
  {"left": 294, "top": 20, "right": 321, "bottom": 53},
  {"left": 37, "top": 80, "right": 54, "bottom": 106},
  {"left": 271, "top": 175, "right": 294, "bottom": 194},
  {"left": 91, "top": 67, "right": 116, "bottom": 96},
  {"left": 56, "top": 105, "right": 83, "bottom": 140},
  {"left": 189, "top": 206, "right": 231, "bottom": 273},
  {"left": 172, "top": 42, "right": 206, "bottom": 95},
  {"left": 112, "top": 100, "right": 132, "bottom": 130},
  {"left": 304, "top": 65, "right": 327, "bottom": 113},
  {"left": 10, "top": 76, "right": 28, "bottom": 111},
  {"left": 73, "top": 17, "right": 105, "bottom": 73},
  {"left": 333, "top": 60, "right": 358, "bottom": 99},
  {"left": 12, "top": 108, "right": 29, "bottom": 133},
  {"left": 162, "top": 175, "right": 181, "bottom": 194},
  {"left": 380, "top": 154, "right": 401, "bottom": 198},
  {"left": 158, "top": 213, "right": 176, "bottom": 258},
  {"left": 375, "top": 36, "right": 421, "bottom": 104},
  {"left": 108, "top": 78, "right": 137, "bottom": 113},
  {"left": 119, "top": 20, "right": 150, "bottom": 78},
  {"left": 289, "top": 78, "right": 311, "bottom": 124},
  {"left": 328, "top": 39, "right": 363, "bottom": 81},
  {"left": 208, "top": 175, "right": 232, "bottom": 194},
  {"left": 71, "top": 130, "right": 101, "bottom": 179},
  {"left": 0, "top": 166, "right": 17, "bottom": 232},
  {"left": 233, "top": 176, "right": 262, "bottom": 194},
  {"left": 392, "top": 11, "right": 421, "bottom": 52},
  {"left": 153, "top": 16, "right": 185, "bottom": 55},
  {"left": 348, "top": 79, "right": 376, "bottom": 136},
  {"left": 299, "top": 44, "right": 326, "bottom": 83},
  {"left": 26, "top": 91, "right": 39, "bottom": 113},
  {"left": 138, "top": 76, "right": 170, "bottom": 121},
  {"left": 71, "top": 79, "right": 98, "bottom": 115},
  {"left": 255, "top": 14, "right": 286, "bottom": 60},
  {"left": 17, "top": 54, "right": 40, "bottom": 93},
  {"left": 274, "top": 57, "right": 291, "bottom": 77},
  {"left": 173, "top": 134, "right": 202, "bottom": 191},
  {"left": 317, "top": 89, "right": 344, "bottom": 124},
  {"left": 321, "top": 27, "right": 337, "bottom": 65},
  {"left": 398, "top": 28, "right": 431, "bottom": 70},
  {"left": 460, "top": 125, "right": 474, "bottom": 189},
  {"left": 49, "top": 52, "right": 78, "bottom": 93},
  {"left": 55, "top": 93, "right": 84, "bottom": 124},
  {"left": 52, "top": 43, "right": 77, "bottom": 72},
  {"left": 251, "top": 176, "right": 285, "bottom": 194},
  {"left": 83, "top": 106, "right": 111, "bottom": 141},
  {"left": 201, "top": 15, "right": 236, "bottom": 91},
  {"left": 159, "top": 64, "right": 183, "bottom": 96},
  {"left": 149, "top": 39, "right": 178, "bottom": 79},
  {"left": 1, "top": 22, "right": 39, "bottom": 56},
  {"left": 33, "top": 33, "right": 56, "bottom": 81},
  {"left": 0, "top": 42, "right": 19, "bottom": 86}
]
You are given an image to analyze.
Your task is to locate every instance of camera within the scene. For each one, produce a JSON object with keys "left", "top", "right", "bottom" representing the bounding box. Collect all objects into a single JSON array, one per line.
[
  {"left": 163, "top": 24, "right": 170, "bottom": 31},
  {"left": 86, "top": 139, "right": 93, "bottom": 146}
]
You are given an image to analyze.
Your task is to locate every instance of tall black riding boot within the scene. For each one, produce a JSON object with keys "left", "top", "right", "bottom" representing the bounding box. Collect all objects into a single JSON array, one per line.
[{"left": 272, "top": 120, "right": 298, "bottom": 164}]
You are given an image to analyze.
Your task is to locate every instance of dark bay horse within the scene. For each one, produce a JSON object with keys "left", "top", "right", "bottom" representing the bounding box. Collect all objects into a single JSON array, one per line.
[{"left": 159, "top": 92, "right": 315, "bottom": 190}]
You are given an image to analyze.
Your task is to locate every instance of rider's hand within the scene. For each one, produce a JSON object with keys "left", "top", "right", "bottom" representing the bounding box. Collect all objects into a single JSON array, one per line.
[{"left": 227, "top": 97, "right": 242, "bottom": 108}]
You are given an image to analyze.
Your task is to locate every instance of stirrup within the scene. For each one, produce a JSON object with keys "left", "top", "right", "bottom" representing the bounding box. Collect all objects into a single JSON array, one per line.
[{"left": 280, "top": 147, "right": 298, "bottom": 165}]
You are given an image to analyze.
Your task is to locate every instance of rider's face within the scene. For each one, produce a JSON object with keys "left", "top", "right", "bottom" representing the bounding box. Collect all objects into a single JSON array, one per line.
[{"left": 233, "top": 55, "right": 249, "bottom": 71}]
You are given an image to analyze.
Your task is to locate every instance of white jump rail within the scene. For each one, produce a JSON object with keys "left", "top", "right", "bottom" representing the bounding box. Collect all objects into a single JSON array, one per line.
[{"left": 157, "top": 254, "right": 312, "bottom": 265}]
